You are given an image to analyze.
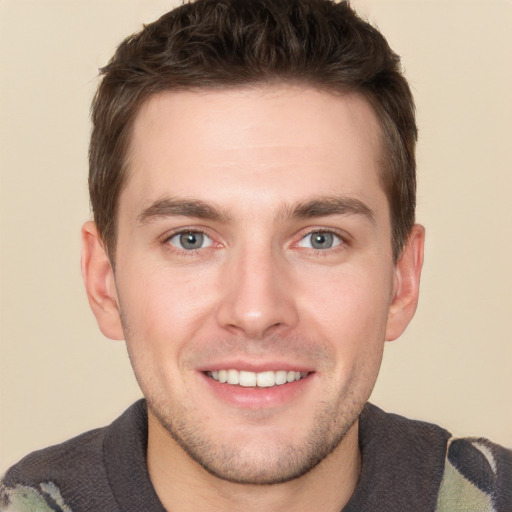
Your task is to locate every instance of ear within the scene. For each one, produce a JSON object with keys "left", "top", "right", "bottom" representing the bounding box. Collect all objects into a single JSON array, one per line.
[
  {"left": 385, "top": 224, "right": 425, "bottom": 341},
  {"left": 81, "top": 221, "right": 124, "bottom": 340}
]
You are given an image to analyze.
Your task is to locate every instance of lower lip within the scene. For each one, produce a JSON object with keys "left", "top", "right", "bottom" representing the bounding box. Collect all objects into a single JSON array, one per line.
[{"left": 200, "top": 372, "right": 314, "bottom": 409}]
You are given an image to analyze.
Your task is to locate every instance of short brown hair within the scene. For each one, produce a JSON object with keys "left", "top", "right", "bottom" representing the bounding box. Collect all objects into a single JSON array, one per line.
[{"left": 89, "top": 0, "right": 417, "bottom": 261}]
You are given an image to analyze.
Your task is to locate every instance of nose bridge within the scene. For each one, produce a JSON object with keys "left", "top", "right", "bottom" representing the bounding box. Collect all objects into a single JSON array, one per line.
[{"left": 216, "top": 237, "right": 298, "bottom": 338}]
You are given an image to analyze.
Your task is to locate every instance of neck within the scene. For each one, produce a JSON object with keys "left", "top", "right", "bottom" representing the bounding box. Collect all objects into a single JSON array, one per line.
[{"left": 147, "top": 413, "right": 361, "bottom": 512}]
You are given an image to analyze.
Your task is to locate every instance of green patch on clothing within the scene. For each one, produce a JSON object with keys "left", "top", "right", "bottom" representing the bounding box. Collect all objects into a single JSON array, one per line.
[{"left": 1, "top": 481, "right": 72, "bottom": 512}]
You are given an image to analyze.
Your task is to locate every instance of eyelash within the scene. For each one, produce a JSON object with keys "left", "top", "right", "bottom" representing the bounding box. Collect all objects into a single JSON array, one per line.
[
  {"left": 161, "top": 228, "right": 349, "bottom": 255},
  {"left": 161, "top": 228, "right": 216, "bottom": 255},
  {"left": 296, "top": 230, "right": 344, "bottom": 249}
]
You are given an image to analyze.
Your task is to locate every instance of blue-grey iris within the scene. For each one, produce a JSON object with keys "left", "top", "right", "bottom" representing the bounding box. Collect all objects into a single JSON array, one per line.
[
  {"left": 310, "top": 232, "right": 335, "bottom": 249},
  {"left": 180, "top": 232, "right": 204, "bottom": 250}
]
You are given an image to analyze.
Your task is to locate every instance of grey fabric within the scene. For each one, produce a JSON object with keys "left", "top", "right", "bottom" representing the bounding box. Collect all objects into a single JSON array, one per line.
[
  {"left": 1, "top": 400, "right": 510, "bottom": 511},
  {"left": 1, "top": 401, "right": 165, "bottom": 512},
  {"left": 343, "top": 405, "right": 450, "bottom": 511}
]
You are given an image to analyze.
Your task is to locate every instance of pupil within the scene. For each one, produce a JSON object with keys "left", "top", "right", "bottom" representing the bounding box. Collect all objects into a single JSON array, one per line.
[
  {"left": 312, "top": 232, "right": 333, "bottom": 249},
  {"left": 181, "top": 232, "right": 202, "bottom": 249}
]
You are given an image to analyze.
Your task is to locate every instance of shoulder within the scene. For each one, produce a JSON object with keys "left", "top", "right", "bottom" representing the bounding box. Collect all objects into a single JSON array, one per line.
[
  {"left": 1, "top": 427, "right": 106, "bottom": 511},
  {"left": 349, "top": 404, "right": 511, "bottom": 512},
  {"left": 0, "top": 400, "right": 148, "bottom": 512},
  {"left": 436, "top": 436, "right": 512, "bottom": 512}
]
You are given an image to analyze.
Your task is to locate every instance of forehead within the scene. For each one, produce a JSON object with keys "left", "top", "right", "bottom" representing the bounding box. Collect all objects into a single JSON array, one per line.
[{"left": 122, "top": 85, "right": 385, "bottom": 217}]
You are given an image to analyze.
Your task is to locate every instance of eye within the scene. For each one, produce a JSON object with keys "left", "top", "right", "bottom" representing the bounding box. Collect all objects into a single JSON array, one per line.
[
  {"left": 168, "top": 231, "right": 213, "bottom": 250},
  {"left": 297, "top": 231, "right": 342, "bottom": 250}
]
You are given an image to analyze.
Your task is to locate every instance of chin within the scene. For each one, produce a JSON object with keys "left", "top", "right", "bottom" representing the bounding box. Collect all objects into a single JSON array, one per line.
[{"left": 147, "top": 390, "right": 363, "bottom": 486}]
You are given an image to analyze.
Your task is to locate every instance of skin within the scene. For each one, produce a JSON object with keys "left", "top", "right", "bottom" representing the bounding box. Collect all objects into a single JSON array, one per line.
[{"left": 82, "top": 85, "right": 424, "bottom": 512}]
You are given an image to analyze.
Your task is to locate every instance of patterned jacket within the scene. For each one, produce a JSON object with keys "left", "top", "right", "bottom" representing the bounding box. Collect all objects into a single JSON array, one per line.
[{"left": 1, "top": 400, "right": 511, "bottom": 511}]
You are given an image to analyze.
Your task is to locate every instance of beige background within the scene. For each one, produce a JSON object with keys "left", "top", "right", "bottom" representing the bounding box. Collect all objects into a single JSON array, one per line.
[{"left": 1, "top": 0, "right": 511, "bottom": 473}]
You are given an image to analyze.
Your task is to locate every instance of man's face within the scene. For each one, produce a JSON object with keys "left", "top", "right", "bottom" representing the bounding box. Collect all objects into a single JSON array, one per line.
[{"left": 101, "top": 86, "right": 415, "bottom": 484}]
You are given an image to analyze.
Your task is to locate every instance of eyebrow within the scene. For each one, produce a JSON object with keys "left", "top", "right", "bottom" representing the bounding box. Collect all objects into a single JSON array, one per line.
[
  {"left": 287, "top": 196, "right": 375, "bottom": 223},
  {"left": 137, "top": 198, "right": 231, "bottom": 225},
  {"left": 136, "top": 195, "right": 374, "bottom": 225}
]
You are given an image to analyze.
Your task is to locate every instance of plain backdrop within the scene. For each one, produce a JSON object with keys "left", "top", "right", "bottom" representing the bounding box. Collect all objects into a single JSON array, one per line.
[{"left": 1, "top": 0, "right": 511, "bottom": 473}]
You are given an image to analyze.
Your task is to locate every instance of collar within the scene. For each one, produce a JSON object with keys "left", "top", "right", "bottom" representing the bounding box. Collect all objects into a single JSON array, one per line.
[{"left": 103, "top": 400, "right": 450, "bottom": 512}]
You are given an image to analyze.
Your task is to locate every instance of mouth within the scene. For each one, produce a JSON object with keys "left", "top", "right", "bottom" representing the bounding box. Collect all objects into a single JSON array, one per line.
[{"left": 205, "top": 369, "right": 310, "bottom": 388}]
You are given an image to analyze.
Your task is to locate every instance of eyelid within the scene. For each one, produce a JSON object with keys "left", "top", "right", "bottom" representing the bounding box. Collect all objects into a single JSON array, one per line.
[
  {"left": 159, "top": 225, "right": 350, "bottom": 253},
  {"left": 295, "top": 226, "right": 349, "bottom": 245},
  {"left": 161, "top": 225, "right": 210, "bottom": 241},
  {"left": 161, "top": 226, "right": 220, "bottom": 252},
  {"left": 297, "top": 230, "right": 343, "bottom": 249},
  {"left": 168, "top": 231, "right": 213, "bottom": 249}
]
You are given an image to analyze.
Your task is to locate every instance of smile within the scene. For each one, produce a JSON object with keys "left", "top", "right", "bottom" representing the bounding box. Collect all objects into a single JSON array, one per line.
[{"left": 206, "top": 369, "right": 309, "bottom": 388}]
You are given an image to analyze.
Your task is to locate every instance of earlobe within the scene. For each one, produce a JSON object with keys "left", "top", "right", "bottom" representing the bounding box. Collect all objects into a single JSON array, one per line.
[
  {"left": 385, "top": 224, "right": 425, "bottom": 341},
  {"left": 81, "top": 221, "right": 125, "bottom": 341}
]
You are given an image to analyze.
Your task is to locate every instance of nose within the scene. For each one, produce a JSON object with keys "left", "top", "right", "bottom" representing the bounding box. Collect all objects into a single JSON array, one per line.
[{"left": 216, "top": 245, "right": 299, "bottom": 339}]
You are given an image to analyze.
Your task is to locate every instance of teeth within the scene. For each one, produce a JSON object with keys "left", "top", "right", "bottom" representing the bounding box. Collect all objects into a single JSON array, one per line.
[
  {"left": 275, "top": 370, "right": 288, "bottom": 385},
  {"left": 256, "top": 371, "right": 275, "bottom": 388},
  {"left": 239, "top": 371, "right": 257, "bottom": 387},
  {"left": 207, "top": 369, "right": 308, "bottom": 387},
  {"left": 227, "top": 369, "right": 239, "bottom": 385}
]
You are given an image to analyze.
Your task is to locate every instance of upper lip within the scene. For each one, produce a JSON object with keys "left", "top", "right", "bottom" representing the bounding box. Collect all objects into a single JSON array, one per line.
[{"left": 196, "top": 359, "right": 314, "bottom": 373}]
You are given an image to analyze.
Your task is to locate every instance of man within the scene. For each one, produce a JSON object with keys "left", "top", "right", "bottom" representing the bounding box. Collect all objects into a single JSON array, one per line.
[{"left": 1, "top": 0, "right": 510, "bottom": 510}]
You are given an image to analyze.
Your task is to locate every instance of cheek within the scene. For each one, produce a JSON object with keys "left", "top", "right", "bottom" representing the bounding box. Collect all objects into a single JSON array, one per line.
[
  {"left": 299, "top": 265, "right": 392, "bottom": 355},
  {"left": 302, "top": 258, "right": 392, "bottom": 315},
  {"left": 117, "top": 264, "right": 219, "bottom": 355}
]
